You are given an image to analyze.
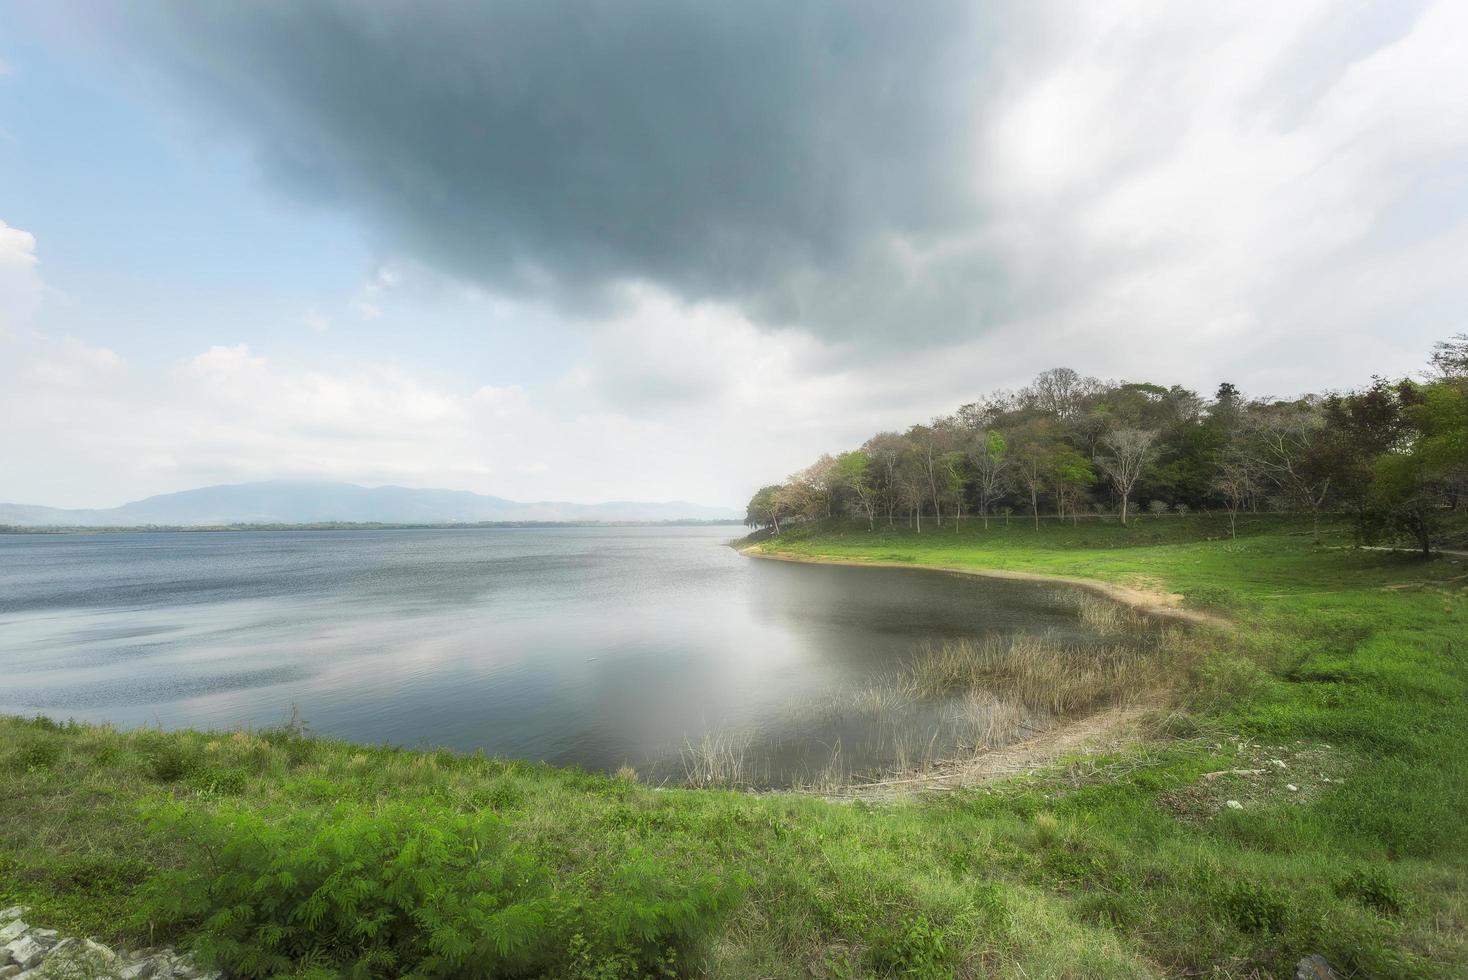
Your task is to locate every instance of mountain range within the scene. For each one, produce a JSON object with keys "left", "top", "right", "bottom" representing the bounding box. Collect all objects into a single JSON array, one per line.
[{"left": 0, "top": 481, "right": 740, "bottom": 527}]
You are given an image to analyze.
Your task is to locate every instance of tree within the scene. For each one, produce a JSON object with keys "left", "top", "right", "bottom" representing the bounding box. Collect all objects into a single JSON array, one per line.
[
  {"left": 1368, "top": 374, "right": 1468, "bottom": 555},
  {"left": 797, "top": 454, "right": 840, "bottom": 519},
  {"left": 1013, "top": 443, "right": 1051, "bottom": 531},
  {"left": 744, "top": 485, "right": 783, "bottom": 533},
  {"left": 1242, "top": 406, "right": 1336, "bottom": 542},
  {"left": 1211, "top": 462, "right": 1252, "bottom": 539},
  {"left": 895, "top": 451, "right": 928, "bottom": 532},
  {"left": 833, "top": 451, "right": 878, "bottom": 530},
  {"left": 940, "top": 450, "right": 969, "bottom": 531},
  {"left": 863, "top": 432, "right": 909, "bottom": 527},
  {"left": 968, "top": 430, "right": 1008, "bottom": 529},
  {"left": 1097, "top": 428, "right": 1158, "bottom": 526},
  {"left": 908, "top": 421, "right": 959, "bottom": 527},
  {"left": 1050, "top": 445, "right": 1095, "bottom": 525},
  {"left": 1025, "top": 367, "right": 1100, "bottom": 421}
]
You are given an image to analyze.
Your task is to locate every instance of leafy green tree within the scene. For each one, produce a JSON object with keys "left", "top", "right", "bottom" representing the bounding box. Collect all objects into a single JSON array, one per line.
[
  {"left": 1051, "top": 446, "right": 1095, "bottom": 525},
  {"left": 833, "top": 451, "right": 878, "bottom": 530}
]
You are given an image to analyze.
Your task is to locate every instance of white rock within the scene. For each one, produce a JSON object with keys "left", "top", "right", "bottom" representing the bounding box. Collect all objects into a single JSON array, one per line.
[
  {"left": 118, "top": 962, "right": 156, "bottom": 980},
  {"left": 0, "top": 910, "right": 26, "bottom": 924},
  {"left": 1225, "top": 799, "right": 1244, "bottom": 810},
  {"left": 1270, "top": 759, "right": 1287, "bottom": 768},
  {"left": 3, "top": 935, "right": 45, "bottom": 970},
  {"left": 1286, "top": 784, "right": 1299, "bottom": 792},
  {"left": 0, "top": 921, "right": 26, "bottom": 944}
]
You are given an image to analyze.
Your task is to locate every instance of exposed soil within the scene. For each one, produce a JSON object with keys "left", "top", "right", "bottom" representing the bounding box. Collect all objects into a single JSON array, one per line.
[
  {"left": 740, "top": 546, "right": 1230, "bottom": 628},
  {"left": 835, "top": 701, "right": 1159, "bottom": 800}
]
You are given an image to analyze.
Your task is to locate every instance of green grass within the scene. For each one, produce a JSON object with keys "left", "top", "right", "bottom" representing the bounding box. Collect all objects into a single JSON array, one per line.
[{"left": 3, "top": 514, "right": 1466, "bottom": 977}]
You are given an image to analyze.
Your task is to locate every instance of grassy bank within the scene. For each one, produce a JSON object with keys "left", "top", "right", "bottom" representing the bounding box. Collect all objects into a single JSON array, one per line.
[{"left": 4, "top": 515, "right": 1466, "bottom": 977}]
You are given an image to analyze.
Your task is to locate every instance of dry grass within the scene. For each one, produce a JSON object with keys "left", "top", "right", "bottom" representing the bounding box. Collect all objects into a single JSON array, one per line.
[
  {"left": 681, "top": 728, "right": 753, "bottom": 788},
  {"left": 906, "top": 631, "right": 1176, "bottom": 716},
  {"left": 1075, "top": 593, "right": 1134, "bottom": 635}
]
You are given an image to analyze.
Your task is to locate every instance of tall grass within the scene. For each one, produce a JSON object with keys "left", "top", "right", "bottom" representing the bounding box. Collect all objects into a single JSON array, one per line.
[
  {"left": 904, "top": 631, "right": 1178, "bottom": 716},
  {"left": 681, "top": 728, "right": 753, "bottom": 788}
]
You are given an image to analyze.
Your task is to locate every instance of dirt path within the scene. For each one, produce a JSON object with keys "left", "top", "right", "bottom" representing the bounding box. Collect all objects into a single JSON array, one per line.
[
  {"left": 740, "top": 546, "right": 1229, "bottom": 628},
  {"left": 832, "top": 702, "right": 1159, "bottom": 800}
]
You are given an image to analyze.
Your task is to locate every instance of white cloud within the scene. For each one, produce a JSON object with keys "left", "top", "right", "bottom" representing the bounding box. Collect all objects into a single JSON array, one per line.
[
  {"left": 7, "top": 5, "right": 1468, "bottom": 508},
  {"left": 300, "top": 307, "right": 330, "bottom": 332},
  {"left": 0, "top": 219, "right": 42, "bottom": 331}
]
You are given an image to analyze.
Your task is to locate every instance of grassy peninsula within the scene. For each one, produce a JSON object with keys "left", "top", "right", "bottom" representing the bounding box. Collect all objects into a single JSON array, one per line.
[{"left": 3, "top": 515, "right": 1465, "bottom": 978}]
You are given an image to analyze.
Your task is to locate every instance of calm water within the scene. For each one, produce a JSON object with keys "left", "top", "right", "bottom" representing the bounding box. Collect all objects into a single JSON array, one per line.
[{"left": 0, "top": 527, "right": 1097, "bottom": 783}]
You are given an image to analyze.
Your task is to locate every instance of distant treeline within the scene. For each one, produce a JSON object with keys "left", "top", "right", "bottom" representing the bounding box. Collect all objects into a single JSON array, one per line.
[
  {"left": 747, "top": 336, "right": 1468, "bottom": 554},
  {"left": 0, "top": 519, "right": 744, "bottom": 535}
]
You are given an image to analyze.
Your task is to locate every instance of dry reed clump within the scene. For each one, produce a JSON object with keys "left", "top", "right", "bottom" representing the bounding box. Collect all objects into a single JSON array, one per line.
[
  {"left": 681, "top": 728, "right": 753, "bottom": 788},
  {"left": 905, "top": 632, "right": 1169, "bottom": 716},
  {"left": 1075, "top": 593, "right": 1137, "bottom": 635},
  {"left": 960, "top": 691, "right": 1034, "bottom": 752}
]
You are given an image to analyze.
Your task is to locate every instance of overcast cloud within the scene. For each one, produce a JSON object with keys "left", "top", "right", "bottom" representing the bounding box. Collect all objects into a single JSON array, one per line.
[{"left": 4, "top": 1, "right": 1468, "bottom": 507}]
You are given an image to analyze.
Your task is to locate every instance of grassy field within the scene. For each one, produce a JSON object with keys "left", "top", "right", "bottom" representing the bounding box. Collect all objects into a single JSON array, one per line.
[{"left": 3, "top": 514, "right": 1465, "bottom": 978}]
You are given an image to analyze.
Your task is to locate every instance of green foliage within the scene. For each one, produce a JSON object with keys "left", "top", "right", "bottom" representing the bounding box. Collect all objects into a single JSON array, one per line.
[
  {"left": 866, "top": 915, "right": 949, "bottom": 977},
  {"left": 135, "top": 801, "right": 738, "bottom": 978},
  {"left": 5, "top": 520, "right": 1468, "bottom": 977}
]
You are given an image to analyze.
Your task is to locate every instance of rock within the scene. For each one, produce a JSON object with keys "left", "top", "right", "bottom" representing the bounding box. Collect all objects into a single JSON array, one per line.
[
  {"left": 1296, "top": 953, "right": 1340, "bottom": 979},
  {"left": 2, "top": 936, "right": 45, "bottom": 971},
  {"left": 1225, "top": 799, "right": 1243, "bottom": 810},
  {"left": 0, "top": 965, "right": 19, "bottom": 979},
  {"left": 118, "top": 962, "right": 156, "bottom": 980},
  {"left": 0, "top": 911, "right": 27, "bottom": 925},
  {"left": 0, "top": 921, "right": 26, "bottom": 945},
  {"left": 1286, "top": 783, "right": 1299, "bottom": 792},
  {"left": 23, "top": 939, "right": 125, "bottom": 979},
  {"left": 24, "top": 932, "right": 55, "bottom": 950}
]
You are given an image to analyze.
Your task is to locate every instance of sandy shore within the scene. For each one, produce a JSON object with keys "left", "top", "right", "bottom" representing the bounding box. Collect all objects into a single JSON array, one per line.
[{"left": 739, "top": 545, "right": 1229, "bottom": 628}]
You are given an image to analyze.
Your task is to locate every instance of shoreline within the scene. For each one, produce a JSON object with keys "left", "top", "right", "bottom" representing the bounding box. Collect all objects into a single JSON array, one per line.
[{"left": 738, "top": 543, "right": 1230, "bottom": 628}]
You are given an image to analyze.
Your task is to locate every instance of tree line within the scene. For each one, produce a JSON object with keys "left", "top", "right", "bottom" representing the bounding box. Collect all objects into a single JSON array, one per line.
[{"left": 746, "top": 336, "right": 1468, "bottom": 554}]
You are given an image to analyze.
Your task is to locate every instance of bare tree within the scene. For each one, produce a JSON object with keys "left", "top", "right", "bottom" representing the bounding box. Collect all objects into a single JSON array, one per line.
[
  {"left": 1212, "top": 462, "right": 1252, "bottom": 539},
  {"left": 1097, "top": 428, "right": 1158, "bottom": 526},
  {"left": 907, "top": 423, "right": 955, "bottom": 527},
  {"left": 1025, "top": 367, "right": 1101, "bottom": 421},
  {"left": 1242, "top": 409, "right": 1336, "bottom": 541},
  {"left": 967, "top": 430, "right": 1009, "bottom": 529},
  {"left": 1013, "top": 444, "right": 1050, "bottom": 531}
]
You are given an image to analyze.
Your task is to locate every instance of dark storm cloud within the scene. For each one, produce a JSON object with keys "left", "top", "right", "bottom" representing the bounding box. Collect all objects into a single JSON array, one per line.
[{"left": 100, "top": 1, "right": 1021, "bottom": 339}]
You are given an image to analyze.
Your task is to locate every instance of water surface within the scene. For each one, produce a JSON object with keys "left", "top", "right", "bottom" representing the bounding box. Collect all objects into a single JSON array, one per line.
[{"left": 0, "top": 527, "right": 1096, "bottom": 782}]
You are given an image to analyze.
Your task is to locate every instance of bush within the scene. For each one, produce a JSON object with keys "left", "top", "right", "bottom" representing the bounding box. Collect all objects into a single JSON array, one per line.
[
  {"left": 866, "top": 915, "right": 949, "bottom": 978},
  {"left": 7, "top": 735, "right": 61, "bottom": 773},
  {"left": 1214, "top": 879, "right": 1291, "bottom": 934},
  {"left": 134, "top": 801, "right": 740, "bottom": 978},
  {"left": 146, "top": 742, "right": 197, "bottom": 783},
  {"left": 1335, "top": 866, "right": 1404, "bottom": 917}
]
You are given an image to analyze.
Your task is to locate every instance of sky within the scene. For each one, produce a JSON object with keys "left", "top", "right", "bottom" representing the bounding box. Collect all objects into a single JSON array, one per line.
[{"left": 2, "top": 1, "right": 1466, "bottom": 510}]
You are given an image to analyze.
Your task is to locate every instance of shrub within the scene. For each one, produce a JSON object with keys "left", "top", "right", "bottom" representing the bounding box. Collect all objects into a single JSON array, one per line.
[
  {"left": 1335, "top": 866, "right": 1404, "bottom": 917},
  {"left": 1214, "top": 879, "right": 1291, "bottom": 934},
  {"left": 866, "top": 915, "right": 949, "bottom": 978},
  {"left": 134, "top": 801, "right": 740, "bottom": 978},
  {"left": 7, "top": 735, "right": 61, "bottom": 773},
  {"left": 146, "top": 742, "right": 197, "bottom": 783}
]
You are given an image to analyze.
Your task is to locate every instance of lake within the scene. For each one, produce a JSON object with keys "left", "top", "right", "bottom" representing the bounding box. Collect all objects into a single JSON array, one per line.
[{"left": 0, "top": 526, "right": 1101, "bottom": 785}]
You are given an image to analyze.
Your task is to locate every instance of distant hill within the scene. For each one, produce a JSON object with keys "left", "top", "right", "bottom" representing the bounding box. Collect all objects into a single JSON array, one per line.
[{"left": 0, "top": 481, "right": 740, "bottom": 527}]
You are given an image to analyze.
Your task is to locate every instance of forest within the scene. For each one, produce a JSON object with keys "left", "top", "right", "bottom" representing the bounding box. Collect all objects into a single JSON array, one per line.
[{"left": 747, "top": 336, "right": 1468, "bottom": 554}]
